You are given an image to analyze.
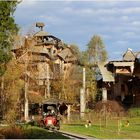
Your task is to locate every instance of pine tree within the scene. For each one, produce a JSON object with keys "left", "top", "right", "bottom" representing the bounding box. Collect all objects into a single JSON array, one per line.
[{"left": 0, "top": 1, "right": 19, "bottom": 75}]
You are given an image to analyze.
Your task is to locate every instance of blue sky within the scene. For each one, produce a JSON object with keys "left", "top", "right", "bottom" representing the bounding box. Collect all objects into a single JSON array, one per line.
[{"left": 14, "top": 0, "right": 140, "bottom": 60}]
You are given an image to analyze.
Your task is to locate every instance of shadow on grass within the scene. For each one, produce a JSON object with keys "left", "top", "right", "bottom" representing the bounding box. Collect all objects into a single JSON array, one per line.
[
  {"left": 24, "top": 127, "right": 70, "bottom": 139},
  {"left": 65, "top": 124, "right": 84, "bottom": 126}
]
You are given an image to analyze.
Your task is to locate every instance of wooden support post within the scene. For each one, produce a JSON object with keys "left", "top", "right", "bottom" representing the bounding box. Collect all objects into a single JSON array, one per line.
[
  {"left": 80, "top": 67, "right": 86, "bottom": 119},
  {"left": 117, "top": 119, "right": 120, "bottom": 135},
  {"left": 24, "top": 73, "right": 29, "bottom": 122},
  {"left": 100, "top": 117, "right": 101, "bottom": 131},
  {"left": 67, "top": 105, "right": 71, "bottom": 122},
  {"left": 24, "top": 45, "right": 29, "bottom": 122},
  {"left": 102, "top": 87, "right": 107, "bottom": 101},
  {"left": 83, "top": 67, "right": 86, "bottom": 91},
  {"left": 46, "top": 64, "right": 50, "bottom": 98},
  {"left": 80, "top": 88, "right": 85, "bottom": 119},
  {"left": 44, "top": 85, "right": 47, "bottom": 99}
]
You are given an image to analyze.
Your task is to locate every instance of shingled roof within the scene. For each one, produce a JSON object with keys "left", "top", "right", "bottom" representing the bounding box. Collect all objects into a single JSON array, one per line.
[
  {"left": 28, "top": 45, "right": 49, "bottom": 54},
  {"left": 34, "top": 30, "right": 48, "bottom": 37},
  {"left": 57, "top": 48, "right": 77, "bottom": 63},
  {"left": 109, "top": 61, "right": 134, "bottom": 67},
  {"left": 98, "top": 62, "right": 115, "bottom": 82},
  {"left": 123, "top": 48, "right": 140, "bottom": 61}
]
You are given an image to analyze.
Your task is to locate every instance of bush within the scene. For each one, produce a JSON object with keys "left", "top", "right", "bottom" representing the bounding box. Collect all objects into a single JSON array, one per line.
[
  {"left": 95, "top": 89, "right": 102, "bottom": 102},
  {"left": 0, "top": 133, "right": 5, "bottom": 139},
  {"left": 94, "top": 100, "right": 125, "bottom": 117},
  {"left": 0, "top": 126, "right": 24, "bottom": 139},
  {"left": 127, "top": 107, "right": 140, "bottom": 117}
]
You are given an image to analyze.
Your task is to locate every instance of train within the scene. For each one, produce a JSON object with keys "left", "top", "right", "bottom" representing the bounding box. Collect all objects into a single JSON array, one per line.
[{"left": 40, "top": 99, "right": 67, "bottom": 130}]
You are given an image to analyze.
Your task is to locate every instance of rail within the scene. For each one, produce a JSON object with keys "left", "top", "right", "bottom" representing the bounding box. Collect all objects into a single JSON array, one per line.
[{"left": 59, "top": 130, "right": 96, "bottom": 139}]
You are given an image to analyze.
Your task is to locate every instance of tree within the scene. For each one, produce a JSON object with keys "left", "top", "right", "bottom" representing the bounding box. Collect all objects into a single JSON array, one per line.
[
  {"left": 0, "top": 1, "right": 19, "bottom": 123},
  {"left": 85, "top": 66, "right": 97, "bottom": 108},
  {"left": 3, "top": 60, "right": 24, "bottom": 124},
  {"left": 87, "top": 35, "right": 107, "bottom": 105},
  {"left": 70, "top": 44, "right": 81, "bottom": 61},
  {"left": 49, "top": 44, "right": 83, "bottom": 103},
  {"left": 87, "top": 35, "right": 108, "bottom": 64},
  {"left": 0, "top": 1, "right": 19, "bottom": 76}
]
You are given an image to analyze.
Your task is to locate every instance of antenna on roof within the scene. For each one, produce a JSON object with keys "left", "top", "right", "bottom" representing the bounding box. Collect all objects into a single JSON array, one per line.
[{"left": 36, "top": 22, "right": 45, "bottom": 31}]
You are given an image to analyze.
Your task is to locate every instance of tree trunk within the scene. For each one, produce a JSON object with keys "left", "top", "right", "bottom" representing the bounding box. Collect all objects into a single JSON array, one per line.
[
  {"left": 24, "top": 74, "right": 29, "bottom": 122},
  {"left": 0, "top": 76, "right": 4, "bottom": 119}
]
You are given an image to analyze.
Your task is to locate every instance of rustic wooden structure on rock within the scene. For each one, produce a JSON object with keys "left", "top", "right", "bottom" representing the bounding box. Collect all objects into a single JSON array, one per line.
[{"left": 12, "top": 23, "right": 77, "bottom": 120}]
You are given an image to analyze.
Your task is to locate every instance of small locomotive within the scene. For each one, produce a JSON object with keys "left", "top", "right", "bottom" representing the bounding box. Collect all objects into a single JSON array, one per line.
[{"left": 41, "top": 99, "right": 67, "bottom": 130}]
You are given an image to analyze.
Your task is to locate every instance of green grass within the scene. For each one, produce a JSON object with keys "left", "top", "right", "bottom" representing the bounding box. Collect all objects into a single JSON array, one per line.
[
  {"left": 1, "top": 117, "right": 140, "bottom": 139},
  {"left": 61, "top": 117, "right": 140, "bottom": 139},
  {"left": 0, "top": 125, "right": 69, "bottom": 139},
  {"left": 23, "top": 126, "right": 70, "bottom": 139}
]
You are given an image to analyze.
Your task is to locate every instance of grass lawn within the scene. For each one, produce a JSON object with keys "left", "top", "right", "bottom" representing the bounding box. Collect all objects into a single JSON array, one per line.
[
  {"left": 0, "top": 125, "right": 69, "bottom": 139},
  {"left": 61, "top": 117, "right": 140, "bottom": 139},
  {"left": 23, "top": 126, "right": 70, "bottom": 139}
]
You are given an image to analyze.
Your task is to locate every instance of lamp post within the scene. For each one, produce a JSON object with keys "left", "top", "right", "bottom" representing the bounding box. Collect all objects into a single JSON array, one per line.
[{"left": 133, "top": 94, "right": 135, "bottom": 104}]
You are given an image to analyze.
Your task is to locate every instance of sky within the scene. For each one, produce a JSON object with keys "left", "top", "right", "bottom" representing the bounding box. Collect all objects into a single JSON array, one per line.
[{"left": 14, "top": 0, "right": 140, "bottom": 60}]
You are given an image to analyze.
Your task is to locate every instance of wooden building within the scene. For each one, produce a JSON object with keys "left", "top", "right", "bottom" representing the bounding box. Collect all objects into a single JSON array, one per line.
[
  {"left": 12, "top": 23, "right": 77, "bottom": 99},
  {"left": 12, "top": 23, "right": 77, "bottom": 120},
  {"left": 98, "top": 48, "right": 140, "bottom": 106}
]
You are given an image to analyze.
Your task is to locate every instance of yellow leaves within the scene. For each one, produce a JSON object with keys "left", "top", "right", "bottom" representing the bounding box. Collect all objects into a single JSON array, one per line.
[
  {"left": 2, "top": 59, "right": 24, "bottom": 121},
  {"left": 4, "top": 60, "right": 24, "bottom": 82},
  {"left": 28, "top": 90, "right": 43, "bottom": 103}
]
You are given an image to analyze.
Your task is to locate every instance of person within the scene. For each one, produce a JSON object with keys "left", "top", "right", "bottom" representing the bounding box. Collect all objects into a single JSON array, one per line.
[
  {"left": 88, "top": 120, "right": 91, "bottom": 126},
  {"left": 85, "top": 120, "right": 92, "bottom": 128},
  {"left": 125, "top": 120, "right": 129, "bottom": 127},
  {"left": 43, "top": 112, "right": 47, "bottom": 117},
  {"left": 51, "top": 109, "right": 55, "bottom": 116},
  {"left": 46, "top": 110, "right": 51, "bottom": 116}
]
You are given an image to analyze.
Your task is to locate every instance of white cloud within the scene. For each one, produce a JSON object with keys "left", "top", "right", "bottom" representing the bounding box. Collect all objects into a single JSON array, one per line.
[
  {"left": 64, "top": 7, "right": 117, "bottom": 16},
  {"left": 14, "top": 1, "right": 140, "bottom": 60},
  {"left": 39, "top": 15, "right": 66, "bottom": 25},
  {"left": 124, "top": 32, "right": 135, "bottom": 37},
  {"left": 44, "top": 15, "right": 65, "bottom": 24},
  {"left": 131, "top": 21, "right": 140, "bottom": 25},
  {"left": 19, "top": 0, "right": 38, "bottom": 7},
  {"left": 121, "top": 16, "right": 129, "bottom": 21},
  {"left": 116, "top": 40, "right": 128, "bottom": 45},
  {"left": 122, "top": 7, "right": 140, "bottom": 14},
  {"left": 64, "top": 6, "right": 140, "bottom": 17}
]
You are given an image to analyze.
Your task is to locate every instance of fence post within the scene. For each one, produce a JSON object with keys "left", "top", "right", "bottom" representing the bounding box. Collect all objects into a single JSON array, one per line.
[
  {"left": 67, "top": 105, "right": 71, "bottom": 122},
  {"left": 80, "top": 88, "right": 86, "bottom": 119}
]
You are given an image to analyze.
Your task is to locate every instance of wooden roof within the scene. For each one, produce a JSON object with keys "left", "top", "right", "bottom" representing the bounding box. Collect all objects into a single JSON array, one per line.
[
  {"left": 34, "top": 30, "right": 48, "bottom": 37},
  {"left": 58, "top": 48, "right": 77, "bottom": 62},
  {"left": 109, "top": 61, "right": 134, "bottom": 67},
  {"left": 98, "top": 62, "right": 115, "bottom": 82},
  {"left": 123, "top": 48, "right": 140, "bottom": 61}
]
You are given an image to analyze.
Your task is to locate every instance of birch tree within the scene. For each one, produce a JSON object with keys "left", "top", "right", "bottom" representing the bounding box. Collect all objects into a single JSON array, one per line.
[{"left": 87, "top": 35, "right": 108, "bottom": 64}]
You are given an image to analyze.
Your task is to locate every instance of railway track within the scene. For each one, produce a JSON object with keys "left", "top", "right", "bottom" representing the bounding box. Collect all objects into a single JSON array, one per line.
[{"left": 59, "top": 130, "right": 96, "bottom": 139}]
